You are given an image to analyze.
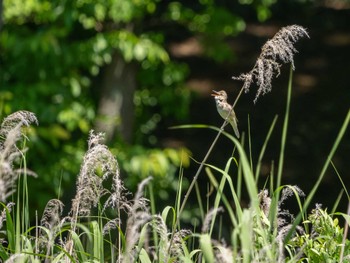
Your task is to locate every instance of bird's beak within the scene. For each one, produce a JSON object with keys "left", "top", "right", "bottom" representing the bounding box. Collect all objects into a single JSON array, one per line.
[{"left": 211, "top": 90, "right": 219, "bottom": 96}]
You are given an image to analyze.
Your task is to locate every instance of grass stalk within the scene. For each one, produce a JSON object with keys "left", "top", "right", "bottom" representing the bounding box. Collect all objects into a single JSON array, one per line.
[
  {"left": 194, "top": 182, "right": 205, "bottom": 221},
  {"left": 339, "top": 201, "right": 350, "bottom": 262},
  {"left": 255, "top": 115, "right": 278, "bottom": 182},
  {"left": 331, "top": 161, "right": 350, "bottom": 201},
  {"left": 148, "top": 183, "right": 159, "bottom": 252},
  {"left": 269, "top": 65, "right": 293, "bottom": 230}
]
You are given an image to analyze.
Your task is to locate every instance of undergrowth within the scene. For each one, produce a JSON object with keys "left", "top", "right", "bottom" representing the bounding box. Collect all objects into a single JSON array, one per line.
[{"left": 0, "top": 25, "right": 349, "bottom": 262}]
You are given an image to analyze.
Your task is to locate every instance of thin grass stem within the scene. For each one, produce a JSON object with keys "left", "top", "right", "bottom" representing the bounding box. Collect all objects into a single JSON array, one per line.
[
  {"left": 339, "top": 201, "right": 350, "bottom": 263},
  {"left": 269, "top": 65, "right": 293, "bottom": 230},
  {"left": 331, "top": 161, "right": 350, "bottom": 201},
  {"left": 255, "top": 115, "right": 278, "bottom": 181},
  {"left": 195, "top": 182, "right": 205, "bottom": 221}
]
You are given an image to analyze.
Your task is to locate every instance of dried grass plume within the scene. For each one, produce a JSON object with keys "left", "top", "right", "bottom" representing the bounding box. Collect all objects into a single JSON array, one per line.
[
  {"left": 233, "top": 25, "right": 309, "bottom": 103},
  {"left": 0, "top": 111, "right": 38, "bottom": 202}
]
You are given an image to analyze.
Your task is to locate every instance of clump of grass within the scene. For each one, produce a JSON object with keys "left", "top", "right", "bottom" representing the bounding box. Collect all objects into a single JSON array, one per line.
[
  {"left": 0, "top": 110, "right": 349, "bottom": 262},
  {"left": 0, "top": 125, "right": 191, "bottom": 262}
]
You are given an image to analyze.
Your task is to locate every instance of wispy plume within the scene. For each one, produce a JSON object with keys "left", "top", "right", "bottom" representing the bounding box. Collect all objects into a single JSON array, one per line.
[
  {"left": 64, "top": 129, "right": 120, "bottom": 260},
  {"left": 123, "top": 176, "right": 153, "bottom": 263},
  {"left": 39, "top": 199, "right": 64, "bottom": 262},
  {"left": 258, "top": 186, "right": 305, "bottom": 229},
  {"left": 233, "top": 25, "right": 309, "bottom": 103},
  {"left": 64, "top": 131, "right": 121, "bottom": 260},
  {"left": 0, "top": 111, "right": 38, "bottom": 141},
  {"left": 41, "top": 199, "right": 64, "bottom": 230},
  {"left": 201, "top": 207, "right": 224, "bottom": 233},
  {"left": 70, "top": 131, "right": 118, "bottom": 220},
  {"left": 150, "top": 214, "right": 191, "bottom": 261},
  {"left": 0, "top": 111, "right": 38, "bottom": 202}
]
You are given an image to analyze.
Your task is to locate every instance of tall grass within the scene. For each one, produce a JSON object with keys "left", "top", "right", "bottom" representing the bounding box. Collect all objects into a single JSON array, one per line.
[{"left": 0, "top": 25, "right": 349, "bottom": 262}]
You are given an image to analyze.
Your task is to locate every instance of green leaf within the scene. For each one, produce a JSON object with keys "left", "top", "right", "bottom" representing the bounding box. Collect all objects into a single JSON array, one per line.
[
  {"left": 139, "top": 248, "right": 152, "bottom": 263},
  {"left": 199, "top": 234, "right": 214, "bottom": 263}
]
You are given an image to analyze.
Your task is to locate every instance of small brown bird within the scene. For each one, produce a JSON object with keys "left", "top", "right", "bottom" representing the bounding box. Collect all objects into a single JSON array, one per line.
[{"left": 211, "top": 90, "right": 240, "bottom": 138}]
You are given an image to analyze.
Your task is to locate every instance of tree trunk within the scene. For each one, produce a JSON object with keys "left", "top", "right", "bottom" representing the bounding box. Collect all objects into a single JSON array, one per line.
[{"left": 95, "top": 53, "right": 137, "bottom": 143}]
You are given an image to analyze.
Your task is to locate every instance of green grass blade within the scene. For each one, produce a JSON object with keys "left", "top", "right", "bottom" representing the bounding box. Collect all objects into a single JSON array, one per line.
[
  {"left": 195, "top": 182, "right": 205, "bottom": 221},
  {"left": 205, "top": 167, "right": 239, "bottom": 230},
  {"left": 161, "top": 206, "right": 176, "bottom": 227},
  {"left": 240, "top": 209, "right": 253, "bottom": 263},
  {"left": 135, "top": 222, "right": 151, "bottom": 260},
  {"left": 230, "top": 135, "right": 259, "bottom": 209},
  {"left": 331, "top": 190, "right": 344, "bottom": 214},
  {"left": 90, "top": 220, "right": 103, "bottom": 261},
  {"left": 331, "top": 161, "right": 349, "bottom": 201},
  {"left": 4, "top": 204, "right": 15, "bottom": 251},
  {"left": 138, "top": 248, "right": 152, "bottom": 263},
  {"left": 247, "top": 115, "right": 253, "bottom": 172},
  {"left": 199, "top": 234, "right": 214, "bottom": 263},
  {"left": 70, "top": 230, "right": 88, "bottom": 262},
  {"left": 255, "top": 115, "right": 278, "bottom": 181},
  {"left": 206, "top": 157, "right": 239, "bottom": 234}
]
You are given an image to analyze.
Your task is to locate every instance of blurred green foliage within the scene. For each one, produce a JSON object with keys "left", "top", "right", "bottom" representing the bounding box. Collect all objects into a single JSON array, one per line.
[{"left": 0, "top": 0, "right": 274, "bottom": 210}]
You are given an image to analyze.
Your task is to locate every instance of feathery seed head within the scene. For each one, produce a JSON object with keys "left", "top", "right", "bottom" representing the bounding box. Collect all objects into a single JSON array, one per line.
[
  {"left": 233, "top": 25, "right": 309, "bottom": 103},
  {"left": 41, "top": 199, "right": 64, "bottom": 230},
  {"left": 0, "top": 111, "right": 38, "bottom": 202},
  {"left": 71, "top": 131, "right": 120, "bottom": 218}
]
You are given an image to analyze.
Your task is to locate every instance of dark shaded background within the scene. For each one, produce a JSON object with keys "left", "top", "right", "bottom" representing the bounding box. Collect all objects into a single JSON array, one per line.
[{"left": 164, "top": 1, "right": 350, "bottom": 212}]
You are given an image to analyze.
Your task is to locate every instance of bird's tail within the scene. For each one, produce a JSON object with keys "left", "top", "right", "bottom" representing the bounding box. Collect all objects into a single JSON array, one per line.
[{"left": 230, "top": 121, "right": 240, "bottom": 138}]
